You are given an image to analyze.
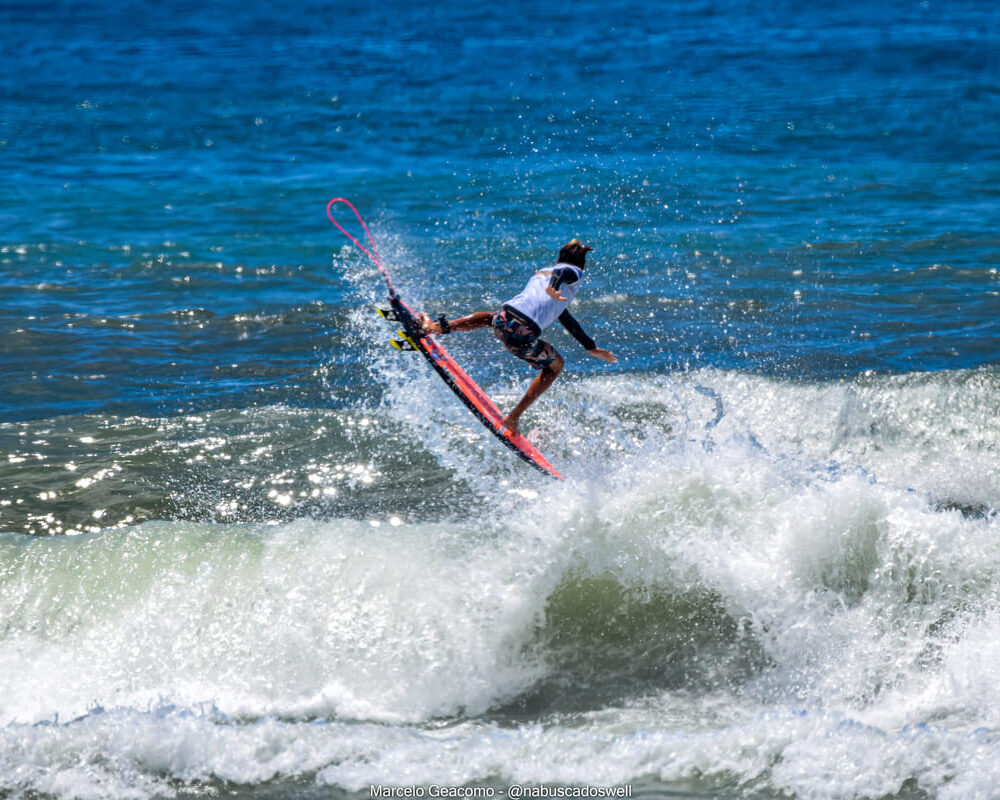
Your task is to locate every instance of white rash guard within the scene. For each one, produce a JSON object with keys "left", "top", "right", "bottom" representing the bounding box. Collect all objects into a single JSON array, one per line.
[{"left": 502, "top": 263, "right": 596, "bottom": 351}]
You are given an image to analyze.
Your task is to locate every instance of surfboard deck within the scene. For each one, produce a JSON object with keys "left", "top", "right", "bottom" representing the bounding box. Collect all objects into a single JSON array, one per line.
[{"left": 380, "top": 297, "right": 564, "bottom": 480}]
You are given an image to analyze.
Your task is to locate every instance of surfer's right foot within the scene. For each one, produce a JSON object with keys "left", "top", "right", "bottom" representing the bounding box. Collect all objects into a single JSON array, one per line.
[{"left": 501, "top": 414, "right": 521, "bottom": 436}]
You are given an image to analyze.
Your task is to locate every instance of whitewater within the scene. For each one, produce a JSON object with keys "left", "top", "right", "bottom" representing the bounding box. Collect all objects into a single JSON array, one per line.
[{"left": 3, "top": 367, "right": 1000, "bottom": 799}]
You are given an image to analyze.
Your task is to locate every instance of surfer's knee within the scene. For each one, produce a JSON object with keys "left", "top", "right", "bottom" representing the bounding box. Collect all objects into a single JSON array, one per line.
[{"left": 547, "top": 354, "right": 564, "bottom": 376}]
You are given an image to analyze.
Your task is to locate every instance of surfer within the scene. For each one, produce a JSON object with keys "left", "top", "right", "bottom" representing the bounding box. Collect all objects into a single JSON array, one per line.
[{"left": 420, "top": 239, "right": 616, "bottom": 436}]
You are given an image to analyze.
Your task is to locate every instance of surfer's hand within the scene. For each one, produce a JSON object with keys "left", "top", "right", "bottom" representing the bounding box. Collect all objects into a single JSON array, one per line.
[
  {"left": 588, "top": 347, "right": 617, "bottom": 363},
  {"left": 545, "top": 286, "right": 568, "bottom": 302}
]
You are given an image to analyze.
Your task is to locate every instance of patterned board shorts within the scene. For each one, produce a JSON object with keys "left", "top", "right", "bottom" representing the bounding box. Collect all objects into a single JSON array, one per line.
[{"left": 491, "top": 309, "right": 559, "bottom": 370}]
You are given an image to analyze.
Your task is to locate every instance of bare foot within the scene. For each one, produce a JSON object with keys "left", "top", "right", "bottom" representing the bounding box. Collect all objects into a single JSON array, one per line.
[
  {"left": 501, "top": 414, "right": 521, "bottom": 437},
  {"left": 416, "top": 313, "right": 439, "bottom": 335}
]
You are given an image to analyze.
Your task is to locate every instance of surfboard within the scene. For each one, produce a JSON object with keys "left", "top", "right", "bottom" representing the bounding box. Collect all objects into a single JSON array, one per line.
[{"left": 327, "top": 197, "right": 564, "bottom": 480}]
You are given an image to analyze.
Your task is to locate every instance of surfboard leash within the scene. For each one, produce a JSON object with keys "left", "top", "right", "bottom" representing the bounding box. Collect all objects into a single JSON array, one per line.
[{"left": 326, "top": 198, "right": 398, "bottom": 299}]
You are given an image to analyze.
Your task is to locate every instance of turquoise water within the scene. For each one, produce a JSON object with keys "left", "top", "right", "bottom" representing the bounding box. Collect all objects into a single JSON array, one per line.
[{"left": 2, "top": 1, "right": 1000, "bottom": 798}]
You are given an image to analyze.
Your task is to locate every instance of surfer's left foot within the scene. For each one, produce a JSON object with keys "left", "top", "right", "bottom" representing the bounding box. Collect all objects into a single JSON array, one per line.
[
  {"left": 417, "top": 313, "right": 440, "bottom": 335},
  {"left": 501, "top": 414, "right": 521, "bottom": 436}
]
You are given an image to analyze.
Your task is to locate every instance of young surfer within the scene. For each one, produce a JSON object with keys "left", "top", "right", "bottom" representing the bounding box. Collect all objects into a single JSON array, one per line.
[{"left": 420, "top": 239, "right": 616, "bottom": 436}]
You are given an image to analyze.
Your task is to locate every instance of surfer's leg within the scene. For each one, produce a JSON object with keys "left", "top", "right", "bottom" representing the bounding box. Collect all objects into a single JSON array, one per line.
[
  {"left": 419, "top": 311, "right": 492, "bottom": 334},
  {"left": 492, "top": 314, "right": 565, "bottom": 432},
  {"left": 502, "top": 353, "right": 563, "bottom": 436},
  {"left": 449, "top": 312, "right": 493, "bottom": 331}
]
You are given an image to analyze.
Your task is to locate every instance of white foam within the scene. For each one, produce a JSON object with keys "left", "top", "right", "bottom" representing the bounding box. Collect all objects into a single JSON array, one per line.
[
  {"left": 4, "top": 368, "right": 1000, "bottom": 798},
  {"left": 5, "top": 701, "right": 1000, "bottom": 800},
  {"left": 0, "top": 518, "right": 551, "bottom": 728}
]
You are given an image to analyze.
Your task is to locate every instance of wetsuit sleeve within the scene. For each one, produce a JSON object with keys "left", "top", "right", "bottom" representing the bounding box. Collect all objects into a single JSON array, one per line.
[
  {"left": 548, "top": 267, "right": 580, "bottom": 291},
  {"left": 557, "top": 309, "right": 597, "bottom": 351}
]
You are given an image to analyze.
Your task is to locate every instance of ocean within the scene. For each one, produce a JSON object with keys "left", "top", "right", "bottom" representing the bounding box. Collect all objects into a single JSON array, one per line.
[{"left": 2, "top": 1, "right": 1000, "bottom": 798}]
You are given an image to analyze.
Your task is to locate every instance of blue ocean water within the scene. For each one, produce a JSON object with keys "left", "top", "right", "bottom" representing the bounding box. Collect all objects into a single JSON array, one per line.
[{"left": 2, "top": 1, "right": 1000, "bottom": 798}]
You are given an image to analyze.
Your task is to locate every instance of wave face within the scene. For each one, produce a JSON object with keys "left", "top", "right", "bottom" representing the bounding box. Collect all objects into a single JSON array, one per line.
[{"left": 3, "top": 368, "right": 1000, "bottom": 799}]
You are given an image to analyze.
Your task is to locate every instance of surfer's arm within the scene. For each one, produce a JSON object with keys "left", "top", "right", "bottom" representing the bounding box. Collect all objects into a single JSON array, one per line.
[
  {"left": 557, "top": 310, "right": 596, "bottom": 351},
  {"left": 545, "top": 266, "right": 578, "bottom": 301},
  {"left": 557, "top": 310, "right": 618, "bottom": 363}
]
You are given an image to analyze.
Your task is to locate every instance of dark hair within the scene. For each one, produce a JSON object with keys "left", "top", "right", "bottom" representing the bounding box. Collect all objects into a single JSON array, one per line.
[{"left": 557, "top": 239, "right": 592, "bottom": 268}]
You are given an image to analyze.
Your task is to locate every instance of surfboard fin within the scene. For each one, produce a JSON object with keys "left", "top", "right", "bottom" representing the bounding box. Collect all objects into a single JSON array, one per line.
[{"left": 391, "top": 330, "right": 420, "bottom": 351}]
